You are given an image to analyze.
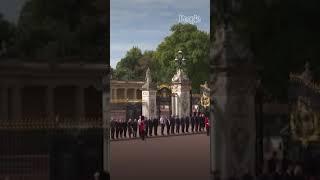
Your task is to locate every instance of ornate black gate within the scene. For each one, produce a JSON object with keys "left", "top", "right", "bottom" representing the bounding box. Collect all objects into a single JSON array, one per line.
[
  {"left": 288, "top": 62, "right": 320, "bottom": 175},
  {"left": 157, "top": 85, "right": 172, "bottom": 118}
]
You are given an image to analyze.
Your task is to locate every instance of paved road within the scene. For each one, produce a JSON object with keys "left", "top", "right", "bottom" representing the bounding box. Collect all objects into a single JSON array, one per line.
[{"left": 111, "top": 134, "right": 210, "bottom": 180}]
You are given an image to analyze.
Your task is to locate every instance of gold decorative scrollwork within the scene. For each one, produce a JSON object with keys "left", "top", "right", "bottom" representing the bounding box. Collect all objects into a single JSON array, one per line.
[
  {"left": 157, "top": 84, "right": 171, "bottom": 90},
  {"left": 200, "top": 95, "right": 210, "bottom": 108},
  {"left": 290, "top": 97, "right": 320, "bottom": 146}
]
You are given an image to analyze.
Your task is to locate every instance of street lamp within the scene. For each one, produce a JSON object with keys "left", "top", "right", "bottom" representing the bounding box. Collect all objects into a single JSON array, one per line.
[{"left": 175, "top": 50, "right": 186, "bottom": 70}]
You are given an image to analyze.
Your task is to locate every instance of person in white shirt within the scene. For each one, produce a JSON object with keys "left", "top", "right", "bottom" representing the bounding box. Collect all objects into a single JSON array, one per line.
[
  {"left": 160, "top": 116, "right": 165, "bottom": 135},
  {"left": 165, "top": 116, "right": 170, "bottom": 135}
]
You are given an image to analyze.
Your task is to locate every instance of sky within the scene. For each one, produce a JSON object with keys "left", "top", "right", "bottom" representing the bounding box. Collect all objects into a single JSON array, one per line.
[
  {"left": 111, "top": 0, "right": 210, "bottom": 68},
  {"left": 0, "top": 0, "right": 27, "bottom": 23},
  {"left": 0, "top": 0, "right": 210, "bottom": 68}
]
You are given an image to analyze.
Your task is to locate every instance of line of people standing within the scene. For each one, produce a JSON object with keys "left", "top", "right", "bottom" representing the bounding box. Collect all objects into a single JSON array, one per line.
[{"left": 110, "top": 112, "right": 210, "bottom": 140}]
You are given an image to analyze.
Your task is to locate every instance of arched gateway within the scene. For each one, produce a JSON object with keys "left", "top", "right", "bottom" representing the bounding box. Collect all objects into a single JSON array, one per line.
[
  {"left": 157, "top": 84, "right": 172, "bottom": 118},
  {"left": 142, "top": 50, "right": 192, "bottom": 119}
]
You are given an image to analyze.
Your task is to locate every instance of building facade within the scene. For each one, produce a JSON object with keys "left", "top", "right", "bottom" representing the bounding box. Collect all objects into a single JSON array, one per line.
[
  {"left": 110, "top": 80, "right": 202, "bottom": 120},
  {"left": 0, "top": 61, "right": 108, "bottom": 180}
]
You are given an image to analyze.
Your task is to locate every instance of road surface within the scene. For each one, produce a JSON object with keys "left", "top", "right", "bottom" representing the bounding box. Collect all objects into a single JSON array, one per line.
[{"left": 111, "top": 134, "right": 210, "bottom": 180}]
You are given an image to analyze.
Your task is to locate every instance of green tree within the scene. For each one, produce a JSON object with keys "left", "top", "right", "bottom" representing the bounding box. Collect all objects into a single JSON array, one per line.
[
  {"left": 0, "top": 13, "right": 16, "bottom": 57},
  {"left": 114, "top": 47, "right": 155, "bottom": 81},
  {"left": 154, "top": 23, "right": 210, "bottom": 92},
  {"left": 15, "top": 0, "right": 107, "bottom": 61}
]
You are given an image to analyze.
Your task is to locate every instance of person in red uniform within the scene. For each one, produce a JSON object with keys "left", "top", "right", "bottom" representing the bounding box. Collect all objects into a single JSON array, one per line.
[
  {"left": 139, "top": 116, "right": 145, "bottom": 140},
  {"left": 205, "top": 115, "right": 210, "bottom": 136}
]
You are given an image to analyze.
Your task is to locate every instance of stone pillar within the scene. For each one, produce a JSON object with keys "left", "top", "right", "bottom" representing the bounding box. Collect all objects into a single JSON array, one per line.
[
  {"left": 114, "top": 88, "right": 117, "bottom": 100},
  {"left": 142, "top": 90, "right": 157, "bottom": 119},
  {"left": 175, "top": 96, "right": 179, "bottom": 117},
  {"left": 111, "top": 88, "right": 115, "bottom": 101},
  {"left": 210, "top": 21, "right": 257, "bottom": 178},
  {"left": 124, "top": 88, "right": 128, "bottom": 100},
  {"left": 1, "top": 86, "right": 8, "bottom": 120},
  {"left": 12, "top": 86, "right": 22, "bottom": 121},
  {"left": 133, "top": 88, "right": 137, "bottom": 100},
  {"left": 102, "top": 75, "right": 110, "bottom": 173},
  {"left": 46, "top": 86, "right": 54, "bottom": 120},
  {"left": 142, "top": 68, "right": 157, "bottom": 120},
  {"left": 171, "top": 95, "right": 175, "bottom": 116},
  {"left": 171, "top": 69, "right": 191, "bottom": 118},
  {"left": 75, "top": 86, "right": 85, "bottom": 120}
]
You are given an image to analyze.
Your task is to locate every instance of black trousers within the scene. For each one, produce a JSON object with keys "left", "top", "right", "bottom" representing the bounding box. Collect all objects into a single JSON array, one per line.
[
  {"left": 181, "top": 125, "right": 185, "bottom": 133},
  {"left": 191, "top": 124, "right": 194, "bottom": 132},
  {"left": 195, "top": 124, "right": 199, "bottom": 132},
  {"left": 186, "top": 124, "right": 189, "bottom": 132},
  {"left": 161, "top": 124, "right": 165, "bottom": 135},
  {"left": 111, "top": 128, "right": 115, "bottom": 139},
  {"left": 154, "top": 125, "right": 158, "bottom": 135},
  {"left": 166, "top": 125, "right": 170, "bottom": 135},
  {"left": 149, "top": 126, "right": 153, "bottom": 136},
  {"left": 171, "top": 125, "right": 175, "bottom": 134},
  {"left": 124, "top": 128, "right": 127, "bottom": 137},
  {"left": 128, "top": 129, "right": 132, "bottom": 138},
  {"left": 116, "top": 129, "right": 119, "bottom": 138},
  {"left": 176, "top": 125, "right": 180, "bottom": 133},
  {"left": 140, "top": 131, "right": 145, "bottom": 140}
]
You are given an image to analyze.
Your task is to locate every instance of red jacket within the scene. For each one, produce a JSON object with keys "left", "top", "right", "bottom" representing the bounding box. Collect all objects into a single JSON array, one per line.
[
  {"left": 139, "top": 121, "right": 145, "bottom": 133},
  {"left": 205, "top": 117, "right": 210, "bottom": 128}
]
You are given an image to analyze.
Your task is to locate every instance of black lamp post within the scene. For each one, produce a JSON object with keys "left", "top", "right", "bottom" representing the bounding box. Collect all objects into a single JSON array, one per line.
[
  {"left": 255, "top": 79, "right": 264, "bottom": 175},
  {"left": 175, "top": 50, "right": 186, "bottom": 70}
]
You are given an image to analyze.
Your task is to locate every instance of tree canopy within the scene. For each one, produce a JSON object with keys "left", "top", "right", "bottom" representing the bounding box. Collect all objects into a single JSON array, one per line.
[
  {"left": 114, "top": 47, "right": 155, "bottom": 81},
  {"left": 0, "top": 13, "right": 16, "bottom": 56},
  {"left": 1, "top": 0, "right": 107, "bottom": 62},
  {"left": 113, "top": 23, "right": 209, "bottom": 92}
]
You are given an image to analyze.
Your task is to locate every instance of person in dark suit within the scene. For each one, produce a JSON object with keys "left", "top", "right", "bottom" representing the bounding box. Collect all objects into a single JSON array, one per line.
[
  {"left": 282, "top": 163, "right": 294, "bottom": 180},
  {"left": 127, "top": 118, "right": 133, "bottom": 138},
  {"left": 123, "top": 119, "right": 128, "bottom": 138},
  {"left": 145, "top": 118, "right": 149, "bottom": 137},
  {"left": 200, "top": 113, "right": 205, "bottom": 132},
  {"left": 198, "top": 113, "right": 201, "bottom": 132},
  {"left": 170, "top": 116, "right": 175, "bottom": 134},
  {"left": 181, "top": 116, "right": 185, "bottom": 133},
  {"left": 195, "top": 114, "right": 199, "bottom": 132},
  {"left": 132, "top": 119, "right": 138, "bottom": 137},
  {"left": 175, "top": 116, "right": 180, "bottom": 134},
  {"left": 185, "top": 116, "right": 190, "bottom": 133},
  {"left": 148, "top": 118, "right": 153, "bottom": 136},
  {"left": 115, "top": 119, "right": 120, "bottom": 139},
  {"left": 110, "top": 119, "right": 115, "bottom": 139},
  {"left": 165, "top": 116, "right": 170, "bottom": 135},
  {"left": 99, "top": 171, "right": 110, "bottom": 180},
  {"left": 119, "top": 119, "right": 124, "bottom": 138},
  {"left": 154, "top": 117, "right": 159, "bottom": 136},
  {"left": 191, "top": 114, "right": 195, "bottom": 133},
  {"left": 268, "top": 151, "right": 278, "bottom": 174}
]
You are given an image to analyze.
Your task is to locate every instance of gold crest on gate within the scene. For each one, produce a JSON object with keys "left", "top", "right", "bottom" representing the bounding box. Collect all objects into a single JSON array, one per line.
[
  {"left": 290, "top": 96, "right": 320, "bottom": 146},
  {"left": 200, "top": 95, "right": 210, "bottom": 108}
]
